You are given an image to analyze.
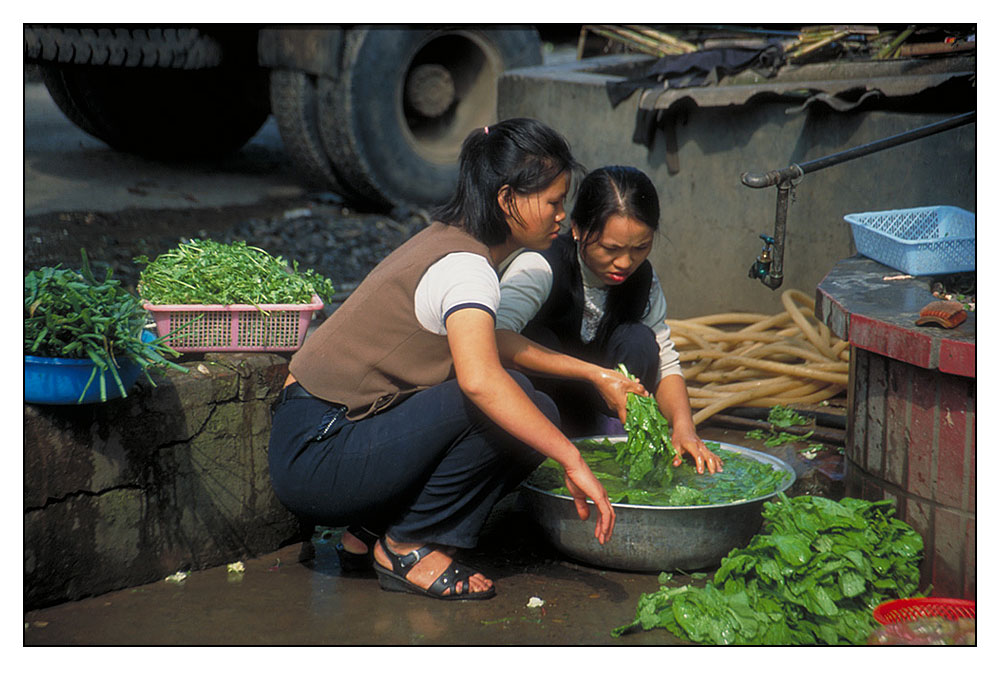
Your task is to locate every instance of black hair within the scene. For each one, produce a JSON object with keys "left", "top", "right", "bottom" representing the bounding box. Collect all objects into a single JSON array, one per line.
[
  {"left": 570, "top": 165, "right": 660, "bottom": 246},
  {"left": 568, "top": 166, "right": 659, "bottom": 350},
  {"left": 433, "top": 118, "right": 583, "bottom": 246}
]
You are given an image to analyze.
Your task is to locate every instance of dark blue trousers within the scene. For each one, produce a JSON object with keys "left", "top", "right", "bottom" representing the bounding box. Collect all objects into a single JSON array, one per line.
[
  {"left": 268, "top": 370, "right": 553, "bottom": 549},
  {"left": 520, "top": 321, "right": 659, "bottom": 438}
]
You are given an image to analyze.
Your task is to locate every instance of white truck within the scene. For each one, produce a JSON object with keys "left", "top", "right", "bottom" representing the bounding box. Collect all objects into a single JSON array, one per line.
[{"left": 24, "top": 25, "right": 542, "bottom": 210}]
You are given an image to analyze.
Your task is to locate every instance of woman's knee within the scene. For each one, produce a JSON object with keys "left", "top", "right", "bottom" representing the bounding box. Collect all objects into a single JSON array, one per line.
[{"left": 606, "top": 323, "right": 658, "bottom": 385}]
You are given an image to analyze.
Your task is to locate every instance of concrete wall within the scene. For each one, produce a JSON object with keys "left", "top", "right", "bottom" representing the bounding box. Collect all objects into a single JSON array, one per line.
[
  {"left": 24, "top": 353, "right": 301, "bottom": 610},
  {"left": 498, "top": 56, "right": 976, "bottom": 318}
]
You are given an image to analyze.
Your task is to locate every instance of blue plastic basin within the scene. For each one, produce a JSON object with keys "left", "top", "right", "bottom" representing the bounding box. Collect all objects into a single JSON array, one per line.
[{"left": 24, "top": 332, "right": 153, "bottom": 405}]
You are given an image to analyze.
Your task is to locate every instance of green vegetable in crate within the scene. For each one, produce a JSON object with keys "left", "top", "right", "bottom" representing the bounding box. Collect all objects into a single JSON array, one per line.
[
  {"left": 136, "top": 239, "right": 336, "bottom": 306},
  {"left": 25, "top": 250, "right": 187, "bottom": 402},
  {"left": 612, "top": 494, "right": 925, "bottom": 645},
  {"left": 614, "top": 363, "right": 678, "bottom": 488}
]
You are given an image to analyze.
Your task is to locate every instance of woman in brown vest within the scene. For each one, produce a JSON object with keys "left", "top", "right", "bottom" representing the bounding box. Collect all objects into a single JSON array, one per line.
[{"left": 268, "top": 119, "right": 646, "bottom": 600}]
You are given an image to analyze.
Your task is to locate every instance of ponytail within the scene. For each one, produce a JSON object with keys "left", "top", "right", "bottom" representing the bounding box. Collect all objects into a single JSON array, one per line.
[{"left": 433, "top": 118, "right": 582, "bottom": 246}]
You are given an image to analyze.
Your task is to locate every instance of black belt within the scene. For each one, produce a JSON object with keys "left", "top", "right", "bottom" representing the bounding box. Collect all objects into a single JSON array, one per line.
[
  {"left": 272, "top": 381, "right": 347, "bottom": 415},
  {"left": 276, "top": 382, "right": 315, "bottom": 404}
]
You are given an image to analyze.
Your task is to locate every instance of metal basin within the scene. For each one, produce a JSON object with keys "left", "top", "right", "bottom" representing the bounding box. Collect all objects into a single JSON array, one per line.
[{"left": 520, "top": 438, "right": 795, "bottom": 572}]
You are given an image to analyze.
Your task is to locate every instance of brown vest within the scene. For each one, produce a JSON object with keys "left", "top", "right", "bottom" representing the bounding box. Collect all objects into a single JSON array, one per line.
[{"left": 289, "top": 222, "right": 492, "bottom": 419}]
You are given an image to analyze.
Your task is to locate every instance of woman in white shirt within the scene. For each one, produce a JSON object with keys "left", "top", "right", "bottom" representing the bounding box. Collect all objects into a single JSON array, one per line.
[{"left": 497, "top": 165, "right": 722, "bottom": 475}]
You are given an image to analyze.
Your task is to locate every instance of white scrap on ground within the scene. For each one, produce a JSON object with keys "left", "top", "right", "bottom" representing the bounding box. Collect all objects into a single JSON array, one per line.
[
  {"left": 164, "top": 571, "right": 190, "bottom": 583},
  {"left": 227, "top": 561, "right": 246, "bottom": 573},
  {"left": 526, "top": 596, "right": 545, "bottom": 608}
]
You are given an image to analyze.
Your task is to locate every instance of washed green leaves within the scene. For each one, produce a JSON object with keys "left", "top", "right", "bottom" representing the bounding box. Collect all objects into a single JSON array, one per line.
[
  {"left": 136, "top": 239, "right": 336, "bottom": 306},
  {"left": 25, "top": 251, "right": 187, "bottom": 402},
  {"left": 615, "top": 363, "right": 678, "bottom": 488},
  {"left": 612, "top": 494, "right": 925, "bottom": 644},
  {"left": 528, "top": 440, "right": 789, "bottom": 507}
]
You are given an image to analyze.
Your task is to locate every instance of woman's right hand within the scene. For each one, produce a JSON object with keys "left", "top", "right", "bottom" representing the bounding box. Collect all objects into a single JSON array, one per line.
[
  {"left": 562, "top": 454, "right": 616, "bottom": 545},
  {"left": 592, "top": 367, "right": 647, "bottom": 424}
]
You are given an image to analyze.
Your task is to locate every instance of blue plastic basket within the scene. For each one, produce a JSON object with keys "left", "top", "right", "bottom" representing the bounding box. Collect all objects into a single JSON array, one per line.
[{"left": 843, "top": 206, "right": 975, "bottom": 276}]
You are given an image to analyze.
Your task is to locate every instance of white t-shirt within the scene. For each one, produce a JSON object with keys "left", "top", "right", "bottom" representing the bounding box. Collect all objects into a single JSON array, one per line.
[
  {"left": 414, "top": 252, "right": 500, "bottom": 335},
  {"left": 496, "top": 249, "right": 683, "bottom": 385}
]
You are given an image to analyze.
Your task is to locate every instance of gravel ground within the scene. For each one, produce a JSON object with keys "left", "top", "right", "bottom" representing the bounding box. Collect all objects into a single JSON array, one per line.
[{"left": 23, "top": 195, "right": 433, "bottom": 303}]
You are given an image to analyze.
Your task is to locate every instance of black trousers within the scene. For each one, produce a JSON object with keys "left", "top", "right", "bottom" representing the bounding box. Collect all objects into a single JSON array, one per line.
[
  {"left": 520, "top": 321, "right": 659, "bottom": 438},
  {"left": 267, "top": 371, "right": 554, "bottom": 549}
]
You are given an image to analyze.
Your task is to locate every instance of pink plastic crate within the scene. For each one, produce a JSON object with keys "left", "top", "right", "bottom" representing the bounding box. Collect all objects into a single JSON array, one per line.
[{"left": 143, "top": 295, "right": 323, "bottom": 352}]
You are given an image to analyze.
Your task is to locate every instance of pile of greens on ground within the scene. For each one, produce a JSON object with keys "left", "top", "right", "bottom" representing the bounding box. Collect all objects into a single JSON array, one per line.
[
  {"left": 25, "top": 251, "right": 187, "bottom": 402},
  {"left": 529, "top": 439, "right": 788, "bottom": 506},
  {"left": 745, "top": 404, "right": 825, "bottom": 452},
  {"left": 136, "top": 239, "right": 336, "bottom": 306},
  {"left": 611, "top": 494, "right": 924, "bottom": 644}
]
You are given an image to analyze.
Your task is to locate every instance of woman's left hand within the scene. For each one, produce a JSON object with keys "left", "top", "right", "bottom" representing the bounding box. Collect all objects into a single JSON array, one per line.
[{"left": 671, "top": 429, "right": 723, "bottom": 475}]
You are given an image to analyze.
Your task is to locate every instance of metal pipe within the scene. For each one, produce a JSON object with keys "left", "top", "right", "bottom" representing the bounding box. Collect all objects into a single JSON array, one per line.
[
  {"left": 796, "top": 110, "right": 975, "bottom": 175},
  {"left": 741, "top": 111, "right": 975, "bottom": 189},
  {"left": 742, "top": 110, "right": 975, "bottom": 289},
  {"left": 761, "top": 183, "right": 790, "bottom": 289}
]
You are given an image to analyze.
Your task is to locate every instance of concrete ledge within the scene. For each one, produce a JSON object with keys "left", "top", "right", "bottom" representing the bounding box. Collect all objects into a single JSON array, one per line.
[
  {"left": 24, "top": 352, "right": 301, "bottom": 610},
  {"left": 816, "top": 255, "right": 975, "bottom": 377}
]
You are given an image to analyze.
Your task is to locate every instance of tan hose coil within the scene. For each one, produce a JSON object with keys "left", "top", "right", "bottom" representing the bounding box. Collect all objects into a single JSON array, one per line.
[{"left": 670, "top": 289, "right": 849, "bottom": 426}]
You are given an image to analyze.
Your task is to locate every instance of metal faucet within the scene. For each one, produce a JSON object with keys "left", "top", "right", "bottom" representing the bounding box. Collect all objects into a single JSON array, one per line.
[{"left": 741, "top": 111, "right": 974, "bottom": 290}]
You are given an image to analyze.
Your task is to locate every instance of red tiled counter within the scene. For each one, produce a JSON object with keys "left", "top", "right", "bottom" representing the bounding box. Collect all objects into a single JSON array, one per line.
[{"left": 816, "top": 255, "right": 975, "bottom": 599}]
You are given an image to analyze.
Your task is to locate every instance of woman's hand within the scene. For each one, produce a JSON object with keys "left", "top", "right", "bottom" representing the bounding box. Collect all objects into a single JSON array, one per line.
[
  {"left": 592, "top": 368, "right": 647, "bottom": 424},
  {"left": 562, "top": 454, "right": 616, "bottom": 544},
  {"left": 671, "top": 428, "right": 723, "bottom": 474}
]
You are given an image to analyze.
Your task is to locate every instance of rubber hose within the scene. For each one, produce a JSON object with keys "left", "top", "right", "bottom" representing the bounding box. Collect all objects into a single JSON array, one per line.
[
  {"left": 691, "top": 378, "right": 798, "bottom": 425},
  {"left": 781, "top": 290, "right": 836, "bottom": 360}
]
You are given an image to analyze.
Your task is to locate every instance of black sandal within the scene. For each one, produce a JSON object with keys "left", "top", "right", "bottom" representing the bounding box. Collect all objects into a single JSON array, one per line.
[
  {"left": 335, "top": 525, "right": 380, "bottom": 573},
  {"left": 373, "top": 537, "right": 496, "bottom": 601}
]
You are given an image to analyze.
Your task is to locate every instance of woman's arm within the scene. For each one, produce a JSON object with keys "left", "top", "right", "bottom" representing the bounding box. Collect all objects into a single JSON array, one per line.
[
  {"left": 654, "top": 374, "right": 723, "bottom": 474},
  {"left": 494, "top": 329, "right": 645, "bottom": 424},
  {"left": 446, "top": 307, "right": 616, "bottom": 544},
  {"left": 497, "top": 250, "right": 647, "bottom": 421}
]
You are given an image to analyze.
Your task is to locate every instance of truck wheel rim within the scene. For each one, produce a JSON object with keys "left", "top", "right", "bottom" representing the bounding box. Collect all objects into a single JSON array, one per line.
[{"left": 399, "top": 30, "right": 503, "bottom": 166}]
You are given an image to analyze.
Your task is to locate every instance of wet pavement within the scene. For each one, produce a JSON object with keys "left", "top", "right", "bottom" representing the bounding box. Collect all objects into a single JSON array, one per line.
[{"left": 23, "top": 427, "right": 843, "bottom": 647}]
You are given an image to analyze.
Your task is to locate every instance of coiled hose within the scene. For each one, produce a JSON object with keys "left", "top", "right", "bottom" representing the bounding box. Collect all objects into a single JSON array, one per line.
[{"left": 669, "top": 289, "right": 849, "bottom": 426}]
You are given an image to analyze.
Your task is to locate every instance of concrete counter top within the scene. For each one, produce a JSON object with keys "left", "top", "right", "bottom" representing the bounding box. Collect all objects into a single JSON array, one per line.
[{"left": 816, "top": 255, "right": 974, "bottom": 378}]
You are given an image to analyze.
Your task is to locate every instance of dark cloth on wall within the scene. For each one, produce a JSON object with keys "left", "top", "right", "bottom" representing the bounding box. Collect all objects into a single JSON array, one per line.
[
  {"left": 606, "top": 44, "right": 785, "bottom": 149},
  {"left": 606, "top": 45, "right": 785, "bottom": 107}
]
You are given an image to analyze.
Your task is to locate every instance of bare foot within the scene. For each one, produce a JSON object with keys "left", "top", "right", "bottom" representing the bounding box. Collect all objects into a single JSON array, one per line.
[{"left": 374, "top": 536, "right": 493, "bottom": 596}]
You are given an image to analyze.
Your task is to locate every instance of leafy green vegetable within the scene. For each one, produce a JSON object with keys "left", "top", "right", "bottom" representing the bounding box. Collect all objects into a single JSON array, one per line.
[
  {"left": 767, "top": 404, "right": 811, "bottom": 428},
  {"left": 136, "top": 239, "right": 336, "bottom": 306},
  {"left": 614, "top": 364, "right": 678, "bottom": 488},
  {"left": 745, "top": 404, "right": 817, "bottom": 447},
  {"left": 612, "top": 494, "right": 925, "bottom": 644},
  {"left": 746, "top": 428, "right": 814, "bottom": 447},
  {"left": 25, "top": 251, "right": 187, "bottom": 402},
  {"left": 528, "top": 440, "right": 789, "bottom": 507}
]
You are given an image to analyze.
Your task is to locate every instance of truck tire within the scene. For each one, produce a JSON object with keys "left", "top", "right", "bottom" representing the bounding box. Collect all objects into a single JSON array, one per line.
[
  {"left": 269, "top": 69, "right": 357, "bottom": 197},
  {"left": 317, "top": 26, "right": 542, "bottom": 210},
  {"left": 24, "top": 26, "right": 224, "bottom": 69},
  {"left": 38, "top": 63, "right": 270, "bottom": 159},
  {"left": 28, "top": 26, "right": 269, "bottom": 159}
]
